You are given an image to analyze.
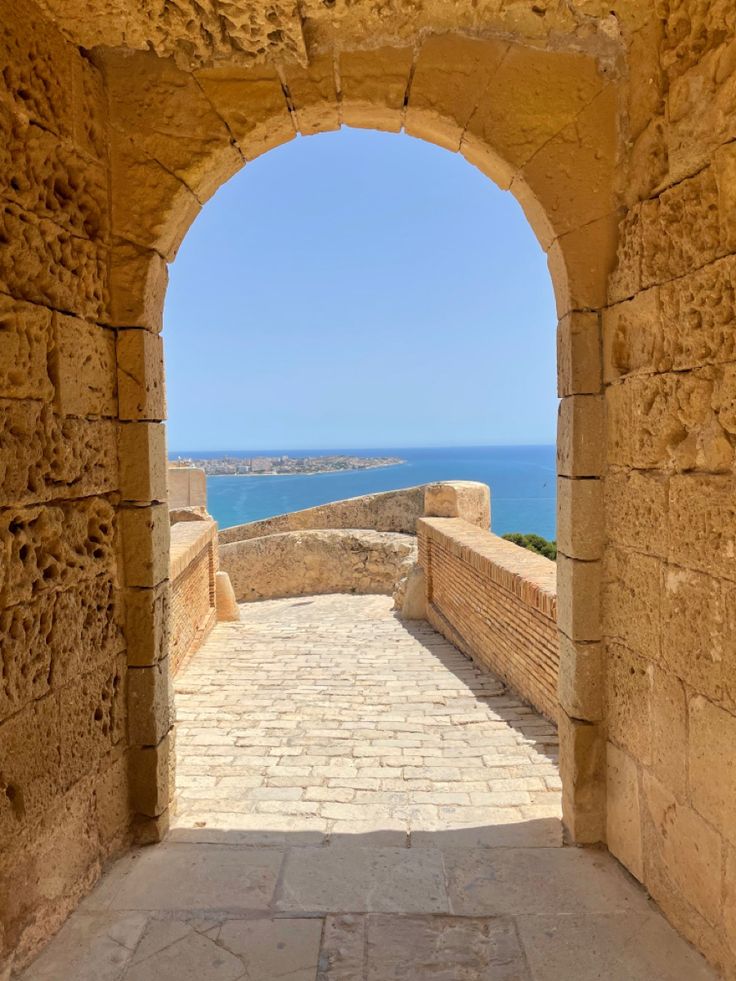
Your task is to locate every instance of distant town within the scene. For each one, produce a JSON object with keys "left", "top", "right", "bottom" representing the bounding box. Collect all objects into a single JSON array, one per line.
[{"left": 170, "top": 454, "right": 406, "bottom": 476}]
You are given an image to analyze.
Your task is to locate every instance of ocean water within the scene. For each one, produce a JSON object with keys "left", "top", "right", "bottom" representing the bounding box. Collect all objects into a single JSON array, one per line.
[{"left": 171, "top": 446, "right": 557, "bottom": 541}]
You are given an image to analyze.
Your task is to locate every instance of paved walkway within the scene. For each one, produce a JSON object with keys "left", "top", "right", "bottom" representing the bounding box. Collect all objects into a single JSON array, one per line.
[{"left": 21, "top": 596, "right": 716, "bottom": 980}]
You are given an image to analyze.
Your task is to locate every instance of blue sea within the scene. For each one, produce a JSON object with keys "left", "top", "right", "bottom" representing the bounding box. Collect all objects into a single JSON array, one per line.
[{"left": 170, "top": 446, "right": 557, "bottom": 541}]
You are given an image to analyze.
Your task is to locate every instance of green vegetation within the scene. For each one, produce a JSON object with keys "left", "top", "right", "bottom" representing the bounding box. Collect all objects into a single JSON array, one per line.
[{"left": 502, "top": 533, "right": 557, "bottom": 561}]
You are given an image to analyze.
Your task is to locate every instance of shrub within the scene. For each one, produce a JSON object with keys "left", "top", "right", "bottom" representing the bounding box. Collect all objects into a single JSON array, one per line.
[{"left": 502, "top": 532, "right": 557, "bottom": 561}]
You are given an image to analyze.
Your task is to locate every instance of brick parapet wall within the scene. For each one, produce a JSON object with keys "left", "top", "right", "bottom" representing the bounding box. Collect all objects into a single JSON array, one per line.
[
  {"left": 418, "top": 517, "right": 559, "bottom": 722},
  {"left": 169, "top": 520, "right": 217, "bottom": 675}
]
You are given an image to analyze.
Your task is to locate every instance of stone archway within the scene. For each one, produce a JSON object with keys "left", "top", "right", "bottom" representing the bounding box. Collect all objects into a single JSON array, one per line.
[
  {"left": 104, "top": 36, "right": 618, "bottom": 850},
  {"left": 4, "top": 0, "right": 736, "bottom": 974}
]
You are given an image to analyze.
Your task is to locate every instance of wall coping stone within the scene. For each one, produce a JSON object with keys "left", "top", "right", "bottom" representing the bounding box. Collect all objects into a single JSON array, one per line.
[{"left": 418, "top": 517, "right": 557, "bottom": 620}]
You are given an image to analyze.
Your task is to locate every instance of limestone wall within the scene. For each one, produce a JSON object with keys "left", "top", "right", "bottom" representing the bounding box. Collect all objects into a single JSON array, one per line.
[
  {"left": 167, "top": 466, "right": 207, "bottom": 510},
  {"left": 418, "top": 518, "right": 559, "bottom": 722},
  {"left": 589, "top": 7, "right": 736, "bottom": 969},
  {"left": 169, "top": 518, "right": 217, "bottom": 674},
  {"left": 0, "top": 6, "right": 138, "bottom": 974},
  {"left": 219, "top": 481, "right": 490, "bottom": 544},
  {"left": 2, "top": 0, "right": 736, "bottom": 974},
  {"left": 220, "top": 529, "right": 417, "bottom": 603}
]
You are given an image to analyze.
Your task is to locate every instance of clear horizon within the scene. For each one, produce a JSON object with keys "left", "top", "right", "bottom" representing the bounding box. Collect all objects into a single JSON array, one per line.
[
  {"left": 164, "top": 128, "right": 558, "bottom": 450},
  {"left": 169, "top": 441, "right": 557, "bottom": 454}
]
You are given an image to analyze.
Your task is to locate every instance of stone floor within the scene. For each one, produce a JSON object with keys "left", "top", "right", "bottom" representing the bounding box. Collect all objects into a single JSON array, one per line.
[{"left": 21, "top": 595, "right": 716, "bottom": 980}]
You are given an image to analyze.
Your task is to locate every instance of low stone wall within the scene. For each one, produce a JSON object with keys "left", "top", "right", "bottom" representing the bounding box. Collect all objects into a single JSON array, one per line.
[
  {"left": 168, "top": 466, "right": 207, "bottom": 509},
  {"left": 169, "top": 519, "right": 217, "bottom": 674},
  {"left": 219, "top": 481, "right": 490, "bottom": 544},
  {"left": 418, "top": 517, "right": 559, "bottom": 722},
  {"left": 220, "top": 529, "right": 417, "bottom": 602}
]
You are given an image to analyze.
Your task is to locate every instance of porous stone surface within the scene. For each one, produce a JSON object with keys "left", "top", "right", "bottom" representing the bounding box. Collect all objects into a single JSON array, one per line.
[
  {"left": 219, "top": 529, "right": 417, "bottom": 602},
  {"left": 2, "top": 0, "right": 736, "bottom": 973},
  {"left": 15, "top": 596, "right": 716, "bottom": 981}
]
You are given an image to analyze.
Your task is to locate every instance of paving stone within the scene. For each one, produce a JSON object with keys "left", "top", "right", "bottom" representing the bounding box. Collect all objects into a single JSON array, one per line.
[
  {"left": 445, "top": 847, "right": 653, "bottom": 916},
  {"left": 216, "top": 917, "right": 323, "bottom": 980},
  {"left": 516, "top": 913, "right": 717, "bottom": 980},
  {"left": 318, "top": 914, "right": 530, "bottom": 980},
  {"left": 125, "top": 928, "right": 243, "bottom": 981},
  {"left": 20, "top": 912, "right": 148, "bottom": 981},
  {"left": 108, "top": 843, "right": 283, "bottom": 912},
  {"left": 277, "top": 845, "right": 448, "bottom": 913}
]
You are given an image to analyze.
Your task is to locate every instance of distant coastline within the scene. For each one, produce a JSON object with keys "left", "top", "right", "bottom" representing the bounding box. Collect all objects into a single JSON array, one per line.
[
  {"left": 171, "top": 453, "right": 406, "bottom": 477},
  {"left": 208, "top": 462, "right": 406, "bottom": 478}
]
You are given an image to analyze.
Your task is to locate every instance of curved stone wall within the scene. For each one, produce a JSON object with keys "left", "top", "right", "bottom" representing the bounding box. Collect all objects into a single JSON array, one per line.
[
  {"left": 219, "top": 529, "right": 417, "bottom": 603},
  {"left": 219, "top": 481, "right": 490, "bottom": 544}
]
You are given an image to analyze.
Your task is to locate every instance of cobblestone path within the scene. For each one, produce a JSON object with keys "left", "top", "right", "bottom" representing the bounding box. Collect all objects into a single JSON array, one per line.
[
  {"left": 21, "top": 596, "right": 716, "bottom": 981},
  {"left": 173, "top": 594, "right": 562, "bottom": 838}
]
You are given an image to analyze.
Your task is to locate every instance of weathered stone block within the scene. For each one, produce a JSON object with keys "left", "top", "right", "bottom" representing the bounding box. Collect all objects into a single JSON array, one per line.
[
  {"left": 558, "top": 711, "right": 605, "bottom": 843},
  {"left": 129, "top": 732, "right": 170, "bottom": 817},
  {"left": 0, "top": 104, "right": 108, "bottom": 241},
  {"left": 557, "top": 311, "right": 601, "bottom": 396},
  {"left": 281, "top": 55, "right": 339, "bottom": 137},
  {"left": 104, "top": 50, "right": 241, "bottom": 202},
  {"left": 0, "top": 401, "right": 118, "bottom": 506},
  {"left": 607, "top": 205, "right": 642, "bottom": 304},
  {"left": 94, "top": 752, "right": 130, "bottom": 850},
  {"left": 669, "top": 474, "right": 736, "bottom": 582},
  {"left": 0, "top": 696, "right": 60, "bottom": 841},
  {"left": 659, "top": 254, "right": 736, "bottom": 372},
  {"left": 548, "top": 212, "right": 619, "bottom": 316},
  {"left": 72, "top": 53, "right": 107, "bottom": 162},
  {"left": 650, "top": 667, "right": 688, "bottom": 800},
  {"left": 556, "top": 554, "right": 601, "bottom": 643},
  {"left": 604, "top": 469, "right": 668, "bottom": 558},
  {"left": 118, "top": 422, "right": 167, "bottom": 504},
  {"left": 59, "top": 653, "right": 126, "bottom": 790},
  {"left": 463, "top": 46, "right": 606, "bottom": 173},
  {"left": 111, "top": 139, "right": 200, "bottom": 260},
  {"left": 120, "top": 503, "right": 170, "bottom": 588},
  {"left": 557, "top": 477, "right": 603, "bottom": 561},
  {"left": 662, "top": 566, "right": 736, "bottom": 707},
  {"left": 0, "top": 295, "right": 54, "bottom": 401},
  {"left": 641, "top": 168, "right": 724, "bottom": 288},
  {"left": 602, "top": 287, "right": 664, "bottom": 382},
  {"left": 557, "top": 395, "right": 604, "bottom": 478},
  {"left": 196, "top": 66, "right": 294, "bottom": 161},
  {"left": 557, "top": 636, "right": 603, "bottom": 722},
  {"left": 339, "top": 47, "right": 413, "bottom": 133},
  {"left": 127, "top": 658, "right": 171, "bottom": 747},
  {"left": 606, "top": 641, "right": 653, "bottom": 766},
  {"left": 606, "top": 741, "right": 643, "bottom": 882},
  {"left": 0, "top": 777, "right": 102, "bottom": 971},
  {"left": 666, "top": 39, "right": 736, "bottom": 183},
  {"left": 108, "top": 240, "right": 167, "bottom": 331},
  {"left": 406, "top": 35, "right": 507, "bottom": 153},
  {"left": 0, "top": 498, "right": 116, "bottom": 608},
  {"left": 0, "top": 0, "right": 73, "bottom": 135},
  {"left": 603, "top": 546, "right": 662, "bottom": 660},
  {"left": 116, "top": 329, "right": 166, "bottom": 421},
  {"left": 215, "top": 571, "right": 240, "bottom": 623},
  {"left": 642, "top": 771, "right": 723, "bottom": 928},
  {"left": 49, "top": 576, "right": 125, "bottom": 690},
  {"left": 522, "top": 84, "right": 617, "bottom": 240},
  {"left": 689, "top": 694, "right": 736, "bottom": 845},
  {"left": 125, "top": 583, "right": 170, "bottom": 667},
  {"left": 607, "top": 371, "right": 723, "bottom": 472},
  {"left": 423, "top": 482, "right": 490, "bottom": 529},
  {"left": 53, "top": 315, "right": 117, "bottom": 418},
  {"left": 0, "top": 593, "right": 53, "bottom": 720},
  {"left": 0, "top": 204, "right": 108, "bottom": 322}
]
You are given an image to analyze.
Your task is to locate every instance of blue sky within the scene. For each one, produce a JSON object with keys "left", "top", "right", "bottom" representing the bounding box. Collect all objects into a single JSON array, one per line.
[{"left": 164, "top": 128, "right": 557, "bottom": 452}]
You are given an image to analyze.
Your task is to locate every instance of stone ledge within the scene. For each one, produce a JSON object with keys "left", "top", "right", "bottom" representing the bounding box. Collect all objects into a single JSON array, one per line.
[
  {"left": 169, "top": 518, "right": 216, "bottom": 582},
  {"left": 417, "top": 517, "right": 557, "bottom": 620}
]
